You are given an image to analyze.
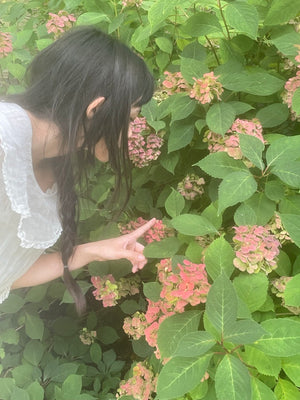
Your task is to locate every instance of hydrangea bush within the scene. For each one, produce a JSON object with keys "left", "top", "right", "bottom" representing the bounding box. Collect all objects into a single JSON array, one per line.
[{"left": 1, "top": 0, "right": 300, "bottom": 399}]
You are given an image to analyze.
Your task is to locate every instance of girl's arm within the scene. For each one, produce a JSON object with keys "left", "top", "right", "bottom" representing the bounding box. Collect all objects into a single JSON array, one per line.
[{"left": 12, "top": 218, "right": 156, "bottom": 289}]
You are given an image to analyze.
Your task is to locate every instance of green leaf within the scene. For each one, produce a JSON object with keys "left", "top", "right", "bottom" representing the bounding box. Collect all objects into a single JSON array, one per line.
[
  {"left": 228, "top": 101, "right": 254, "bottom": 115},
  {"left": 225, "top": 2, "right": 259, "bottom": 39},
  {"left": 0, "top": 293, "right": 25, "bottom": 313},
  {"left": 251, "top": 377, "right": 277, "bottom": 400},
  {"left": 271, "top": 31, "right": 300, "bottom": 57},
  {"left": 50, "top": 363, "right": 79, "bottom": 383},
  {"left": 233, "top": 273, "right": 268, "bottom": 313},
  {"left": 264, "top": 0, "right": 300, "bottom": 25},
  {"left": 76, "top": 12, "right": 110, "bottom": 25},
  {"left": 181, "top": 12, "right": 223, "bottom": 36},
  {"left": 271, "top": 161, "right": 300, "bottom": 188},
  {"left": 253, "top": 318, "right": 300, "bottom": 357},
  {"left": 195, "top": 152, "right": 248, "bottom": 179},
  {"left": 90, "top": 343, "right": 102, "bottom": 365},
  {"left": 218, "top": 171, "right": 258, "bottom": 215},
  {"left": 243, "top": 192, "right": 276, "bottom": 226},
  {"left": 171, "top": 214, "right": 218, "bottom": 236},
  {"left": 148, "top": 0, "right": 181, "bottom": 28},
  {"left": 243, "top": 346, "right": 281, "bottom": 377},
  {"left": 143, "top": 282, "right": 162, "bottom": 302},
  {"left": 180, "top": 58, "right": 209, "bottom": 84},
  {"left": 215, "top": 355, "right": 251, "bottom": 400},
  {"left": 224, "top": 319, "right": 266, "bottom": 345},
  {"left": 0, "top": 378, "right": 15, "bottom": 400},
  {"left": 174, "top": 331, "right": 216, "bottom": 357},
  {"left": 160, "top": 151, "right": 180, "bottom": 174},
  {"left": 99, "top": 326, "right": 119, "bottom": 345},
  {"left": 143, "top": 237, "right": 182, "bottom": 258},
  {"left": 202, "top": 202, "right": 223, "bottom": 230},
  {"left": 279, "top": 196, "right": 300, "bottom": 215},
  {"left": 234, "top": 203, "right": 257, "bottom": 226},
  {"left": 282, "top": 355, "right": 300, "bottom": 386},
  {"left": 26, "top": 382, "right": 44, "bottom": 400},
  {"left": 274, "top": 378, "right": 300, "bottom": 400},
  {"left": 12, "top": 365, "right": 37, "bottom": 388},
  {"left": 220, "top": 69, "right": 284, "bottom": 95},
  {"left": 292, "top": 87, "right": 300, "bottom": 117},
  {"left": 280, "top": 213, "right": 300, "bottom": 248},
  {"left": 25, "top": 313, "right": 44, "bottom": 340},
  {"left": 170, "top": 97, "right": 196, "bottom": 123},
  {"left": 62, "top": 375, "right": 82, "bottom": 396},
  {"left": 35, "top": 39, "right": 53, "bottom": 51},
  {"left": 23, "top": 340, "right": 44, "bottom": 366},
  {"left": 266, "top": 135, "right": 300, "bottom": 168},
  {"left": 155, "top": 37, "right": 173, "bottom": 54},
  {"left": 239, "top": 133, "right": 265, "bottom": 170},
  {"left": 204, "top": 236, "right": 235, "bottom": 280},
  {"left": 256, "top": 104, "right": 289, "bottom": 128},
  {"left": 168, "top": 121, "right": 194, "bottom": 153},
  {"left": 265, "top": 180, "right": 285, "bottom": 202},
  {"left": 157, "top": 311, "right": 201, "bottom": 358},
  {"left": 156, "top": 355, "right": 212, "bottom": 399},
  {"left": 10, "top": 387, "right": 30, "bottom": 400},
  {"left": 283, "top": 274, "right": 300, "bottom": 307},
  {"left": 206, "top": 272, "right": 238, "bottom": 334},
  {"left": 206, "top": 103, "right": 236, "bottom": 135}
]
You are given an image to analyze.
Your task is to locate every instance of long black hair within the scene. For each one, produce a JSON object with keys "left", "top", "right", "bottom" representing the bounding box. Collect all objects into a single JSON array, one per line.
[{"left": 7, "top": 26, "right": 154, "bottom": 314}]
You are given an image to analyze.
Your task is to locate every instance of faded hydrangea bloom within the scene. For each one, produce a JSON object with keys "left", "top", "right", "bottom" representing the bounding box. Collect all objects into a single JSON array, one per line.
[
  {"left": 0, "top": 32, "right": 13, "bottom": 58},
  {"left": 265, "top": 214, "right": 292, "bottom": 244},
  {"left": 189, "top": 72, "right": 223, "bottom": 104},
  {"left": 271, "top": 276, "right": 300, "bottom": 315},
  {"left": 120, "top": 217, "right": 174, "bottom": 244},
  {"left": 203, "top": 118, "right": 264, "bottom": 160},
  {"left": 128, "top": 117, "right": 163, "bottom": 168},
  {"left": 282, "top": 46, "right": 300, "bottom": 120},
  {"left": 79, "top": 328, "right": 97, "bottom": 345},
  {"left": 123, "top": 311, "right": 148, "bottom": 340},
  {"left": 233, "top": 225, "right": 280, "bottom": 274},
  {"left": 162, "top": 71, "right": 189, "bottom": 95},
  {"left": 117, "top": 362, "right": 158, "bottom": 400},
  {"left": 177, "top": 174, "right": 205, "bottom": 200},
  {"left": 91, "top": 274, "right": 140, "bottom": 307},
  {"left": 46, "top": 11, "right": 76, "bottom": 39}
]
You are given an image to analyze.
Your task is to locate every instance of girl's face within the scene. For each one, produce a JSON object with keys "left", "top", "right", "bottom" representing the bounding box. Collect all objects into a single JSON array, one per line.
[{"left": 94, "top": 106, "right": 141, "bottom": 162}]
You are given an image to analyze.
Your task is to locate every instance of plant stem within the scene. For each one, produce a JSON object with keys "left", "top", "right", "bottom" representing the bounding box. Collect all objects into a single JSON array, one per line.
[
  {"left": 205, "top": 36, "right": 220, "bottom": 65},
  {"left": 217, "top": 0, "right": 231, "bottom": 40}
]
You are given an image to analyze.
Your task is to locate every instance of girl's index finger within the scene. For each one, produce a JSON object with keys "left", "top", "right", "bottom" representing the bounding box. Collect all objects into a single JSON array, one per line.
[{"left": 129, "top": 218, "right": 156, "bottom": 239}]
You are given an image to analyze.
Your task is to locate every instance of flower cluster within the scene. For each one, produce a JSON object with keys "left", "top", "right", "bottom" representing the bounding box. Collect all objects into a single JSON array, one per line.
[
  {"left": 271, "top": 276, "right": 300, "bottom": 315},
  {"left": 123, "top": 259, "right": 211, "bottom": 358},
  {"left": 265, "top": 214, "right": 292, "bottom": 244},
  {"left": 117, "top": 362, "right": 158, "bottom": 400},
  {"left": 177, "top": 174, "right": 205, "bottom": 200},
  {"left": 79, "top": 328, "right": 97, "bottom": 345},
  {"left": 203, "top": 118, "right": 264, "bottom": 160},
  {"left": 46, "top": 11, "right": 76, "bottom": 39},
  {"left": 0, "top": 32, "right": 12, "bottom": 58},
  {"left": 91, "top": 275, "right": 140, "bottom": 307},
  {"left": 123, "top": 311, "right": 148, "bottom": 340},
  {"left": 120, "top": 217, "right": 173, "bottom": 244},
  {"left": 128, "top": 117, "right": 163, "bottom": 168},
  {"left": 122, "top": 0, "right": 143, "bottom": 7},
  {"left": 189, "top": 72, "right": 223, "bottom": 104},
  {"left": 162, "top": 71, "right": 189, "bottom": 95},
  {"left": 233, "top": 225, "right": 281, "bottom": 274},
  {"left": 282, "top": 70, "right": 300, "bottom": 121}
]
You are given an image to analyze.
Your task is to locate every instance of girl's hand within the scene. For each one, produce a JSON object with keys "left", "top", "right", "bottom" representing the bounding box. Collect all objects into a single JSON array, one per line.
[{"left": 90, "top": 218, "right": 156, "bottom": 272}]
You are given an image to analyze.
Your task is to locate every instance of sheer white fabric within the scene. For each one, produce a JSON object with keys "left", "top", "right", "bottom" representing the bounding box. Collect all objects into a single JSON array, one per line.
[{"left": 0, "top": 102, "right": 62, "bottom": 303}]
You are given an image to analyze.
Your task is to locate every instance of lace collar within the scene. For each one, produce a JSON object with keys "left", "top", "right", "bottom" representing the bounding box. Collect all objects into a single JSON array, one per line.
[{"left": 0, "top": 102, "right": 62, "bottom": 249}]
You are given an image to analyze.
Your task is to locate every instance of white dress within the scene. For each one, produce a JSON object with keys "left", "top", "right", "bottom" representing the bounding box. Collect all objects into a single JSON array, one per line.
[{"left": 0, "top": 102, "right": 62, "bottom": 303}]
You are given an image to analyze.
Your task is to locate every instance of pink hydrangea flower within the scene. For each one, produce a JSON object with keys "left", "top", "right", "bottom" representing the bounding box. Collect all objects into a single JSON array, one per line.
[
  {"left": 271, "top": 276, "right": 300, "bottom": 315},
  {"left": 117, "top": 362, "right": 158, "bottom": 400},
  {"left": 128, "top": 117, "right": 163, "bottom": 168},
  {"left": 46, "top": 11, "right": 76, "bottom": 39},
  {"left": 79, "top": 328, "right": 97, "bottom": 345},
  {"left": 265, "top": 214, "right": 292, "bottom": 244},
  {"left": 282, "top": 70, "right": 300, "bottom": 121},
  {"left": 177, "top": 174, "right": 205, "bottom": 200},
  {"left": 123, "top": 311, "right": 148, "bottom": 340},
  {"left": 190, "top": 72, "right": 224, "bottom": 104},
  {"left": 120, "top": 217, "right": 174, "bottom": 244},
  {"left": 91, "top": 275, "right": 140, "bottom": 307},
  {"left": 122, "top": 0, "right": 143, "bottom": 7},
  {"left": 162, "top": 71, "right": 189, "bottom": 95},
  {"left": 0, "top": 32, "right": 13, "bottom": 58},
  {"left": 233, "top": 225, "right": 280, "bottom": 274},
  {"left": 203, "top": 118, "right": 264, "bottom": 160}
]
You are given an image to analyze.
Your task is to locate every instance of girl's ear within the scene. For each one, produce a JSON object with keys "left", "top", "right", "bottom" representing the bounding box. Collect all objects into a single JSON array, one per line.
[{"left": 86, "top": 97, "right": 105, "bottom": 119}]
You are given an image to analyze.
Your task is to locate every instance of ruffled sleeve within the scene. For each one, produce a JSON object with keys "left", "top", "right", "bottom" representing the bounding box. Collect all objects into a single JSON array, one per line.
[{"left": 0, "top": 102, "right": 62, "bottom": 249}]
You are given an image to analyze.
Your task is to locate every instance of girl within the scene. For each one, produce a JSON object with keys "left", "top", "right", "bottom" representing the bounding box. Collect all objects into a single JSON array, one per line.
[{"left": 0, "top": 26, "right": 156, "bottom": 313}]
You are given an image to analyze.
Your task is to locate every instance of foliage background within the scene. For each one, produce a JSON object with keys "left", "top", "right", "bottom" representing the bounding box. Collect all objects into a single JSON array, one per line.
[{"left": 1, "top": 0, "right": 300, "bottom": 399}]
